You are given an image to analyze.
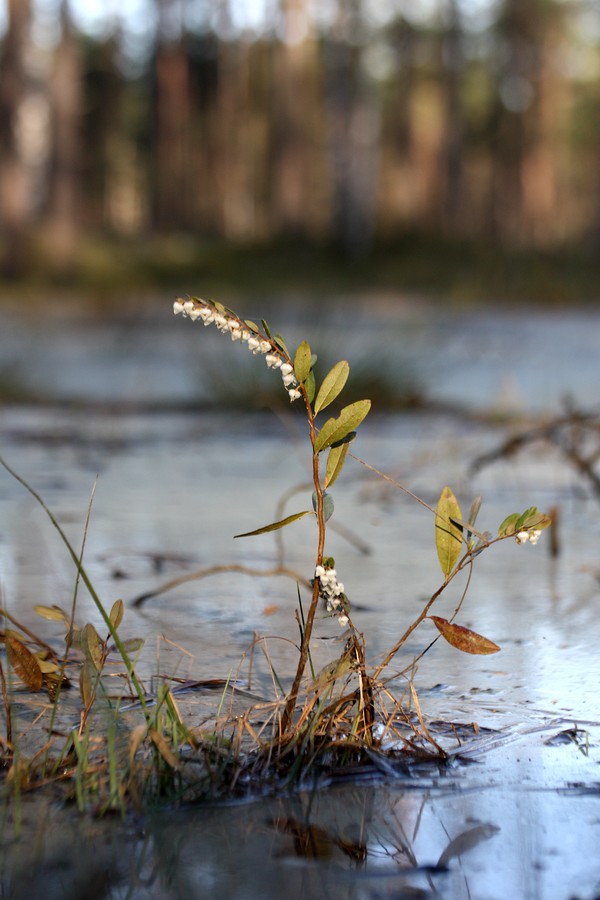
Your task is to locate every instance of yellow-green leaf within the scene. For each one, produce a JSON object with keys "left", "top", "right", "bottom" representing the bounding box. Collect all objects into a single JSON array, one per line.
[
  {"left": 119, "top": 638, "right": 145, "bottom": 653},
  {"left": 522, "top": 512, "right": 552, "bottom": 531},
  {"left": 110, "top": 599, "right": 124, "bottom": 631},
  {"left": 6, "top": 636, "right": 43, "bottom": 691},
  {"left": 33, "top": 604, "right": 70, "bottom": 623},
  {"left": 429, "top": 616, "right": 501, "bottom": 654},
  {"left": 314, "top": 361, "right": 350, "bottom": 414},
  {"left": 294, "top": 341, "right": 312, "bottom": 384},
  {"left": 325, "top": 441, "right": 351, "bottom": 488},
  {"left": 313, "top": 400, "right": 371, "bottom": 455},
  {"left": 82, "top": 622, "right": 103, "bottom": 670},
  {"left": 35, "top": 657, "right": 59, "bottom": 674},
  {"left": 435, "top": 486, "right": 463, "bottom": 578},
  {"left": 234, "top": 509, "right": 313, "bottom": 538}
]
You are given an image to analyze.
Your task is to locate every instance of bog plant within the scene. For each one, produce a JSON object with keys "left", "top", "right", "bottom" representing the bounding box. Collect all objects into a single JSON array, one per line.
[
  {"left": 170, "top": 297, "right": 552, "bottom": 754},
  {"left": 0, "top": 297, "right": 552, "bottom": 810}
]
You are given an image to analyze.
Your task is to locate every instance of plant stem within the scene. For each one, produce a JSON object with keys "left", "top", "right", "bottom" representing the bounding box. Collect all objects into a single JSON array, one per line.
[{"left": 280, "top": 395, "right": 325, "bottom": 734}]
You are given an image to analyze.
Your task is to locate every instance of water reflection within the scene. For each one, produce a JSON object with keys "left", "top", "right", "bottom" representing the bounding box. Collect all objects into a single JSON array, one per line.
[{"left": 3, "top": 778, "right": 599, "bottom": 898}]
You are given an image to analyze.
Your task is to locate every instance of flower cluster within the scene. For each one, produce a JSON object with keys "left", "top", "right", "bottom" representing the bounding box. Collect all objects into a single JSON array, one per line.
[
  {"left": 315, "top": 564, "right": 349, "bottom": 627},
  {"left": 173, "top": 297, "right": 301, "bottom": 402},
  {"left": 515, "top": 529, "right": 542, "bottom": 545}
]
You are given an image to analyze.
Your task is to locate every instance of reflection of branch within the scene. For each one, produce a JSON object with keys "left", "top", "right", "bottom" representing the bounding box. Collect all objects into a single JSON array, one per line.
[
  {"left": 132, "top": 564, "right": 311, "bottom": 608},
  {"left": 471, "top": 406, "right": 600, "bottom": 498},
  {"left": 132, "top": 480, "right": 370, "bottom": 609},
  {"left": 437, "top": 823, "right": 500, "bottom": 868}
]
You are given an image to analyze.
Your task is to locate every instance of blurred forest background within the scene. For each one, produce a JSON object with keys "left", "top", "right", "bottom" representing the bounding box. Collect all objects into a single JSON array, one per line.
[{"left": 1, "top": 0, "right": 599, "bottom": 301}]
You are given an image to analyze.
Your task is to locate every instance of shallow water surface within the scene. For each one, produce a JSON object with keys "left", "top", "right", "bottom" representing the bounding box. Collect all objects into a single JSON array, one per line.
[
  {"left": 1, "top": 402, "right": 599, "bottom": 898},
  {"left": 2, "top": 299, "right": 600, "bottom": 413},
  {"left": 0, "top": 301, "right": 600, "bottom": 898}
]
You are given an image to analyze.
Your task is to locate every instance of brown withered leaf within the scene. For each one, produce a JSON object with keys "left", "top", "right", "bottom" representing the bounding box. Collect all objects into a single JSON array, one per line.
[
  {"left": 429, "top": 616, "right": 501, "bottom": 655},
  {"left": 43, "top": 671, "right": 70, "bottom": 701},
  {"left": 79, "top": 660, "right": 96, "bottom": 707},
  {"left": 6, "top": 636, "right": 43, "bottom": 691},
  {"left": 149, "top": 727, "right": 179, "bottom": 770}
]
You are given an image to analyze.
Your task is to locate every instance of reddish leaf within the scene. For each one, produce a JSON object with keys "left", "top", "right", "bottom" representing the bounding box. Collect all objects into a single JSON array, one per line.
[{"left": 429, "top": 616, "right": 501, "bottom": 655}]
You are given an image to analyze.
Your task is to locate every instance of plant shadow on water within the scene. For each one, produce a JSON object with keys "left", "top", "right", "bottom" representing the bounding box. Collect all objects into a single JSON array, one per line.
[{"left": 0, "top": 299, "right": 600, "bottom": 898}]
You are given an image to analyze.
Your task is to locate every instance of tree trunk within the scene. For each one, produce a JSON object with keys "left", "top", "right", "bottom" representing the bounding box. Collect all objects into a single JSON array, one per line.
[
  {"left": 45, "top": 1, "right": 83, "bottom": 271},
  {"left": 0, "top": 0, "right": 31, "bottom": 277},
  {"left": 269, "top": 0, "right": 326, "bottom": 239},
  {"left": 439, "top": 0, "right": 465, "bottom": 237},
  {"left": 153, "top": 40, "right": 191, "bottom": 229},
  {"left": 323, "top": 1, "right": 380, "bottom": 255}
]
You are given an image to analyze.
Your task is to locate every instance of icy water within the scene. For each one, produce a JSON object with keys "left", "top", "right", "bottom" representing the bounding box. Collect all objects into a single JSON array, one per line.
[{"left": 0, "top": 299, "right": 599, "bottom": 898}]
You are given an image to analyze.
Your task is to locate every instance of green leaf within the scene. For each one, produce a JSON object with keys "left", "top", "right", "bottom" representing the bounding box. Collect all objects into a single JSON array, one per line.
[
  {"left": 244, "top": 320, "right": 260, "bottom": 333},
  {"left": 313, "top": 400, "right": 371, "bottom": 455},
  {"left": 325, "top": 441, "right": 351, "bottom": 488},
  {"left": 305, "top": 370, "right": 316, "bottom": 405},
  {"left": 261, "top": 319, "right": 272, "bottom": 338},
  {"left": 498, "top": 512, "right": 520, "bottom": 537},
  {"left": 273, "top": 334, "right": 290, "bottom": 356},
  {"left": 435, "top": 486, "right": 463, "bottom": 578},
  {"left": 294, "top": 341, "right": 312, "bottom": 384},
  {"left": 234, "top": 510, "right": 313, "bottom": 538},
  {"left": 498, "top": 507, "right": 552, "bottom": 538},
  {"left": 314, "top": 361, "right": 350, "bottom": 414},
  {"left": 312, "top": 490, "right": 334, "bottom": 522},
  {"left": 429, "top": 616, "right": 501, "bottom": 654},
  {"left": 467, "top": 496, "right": 482, "bottom": 529},
  {"left": 522, "top": 512, "right": 552, "bottom": 531}
]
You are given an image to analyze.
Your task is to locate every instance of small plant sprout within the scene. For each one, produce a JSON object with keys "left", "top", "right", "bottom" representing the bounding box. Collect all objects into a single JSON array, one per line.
[{"left": 173, "top": 296, "right": 552, "bottom": 759}]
